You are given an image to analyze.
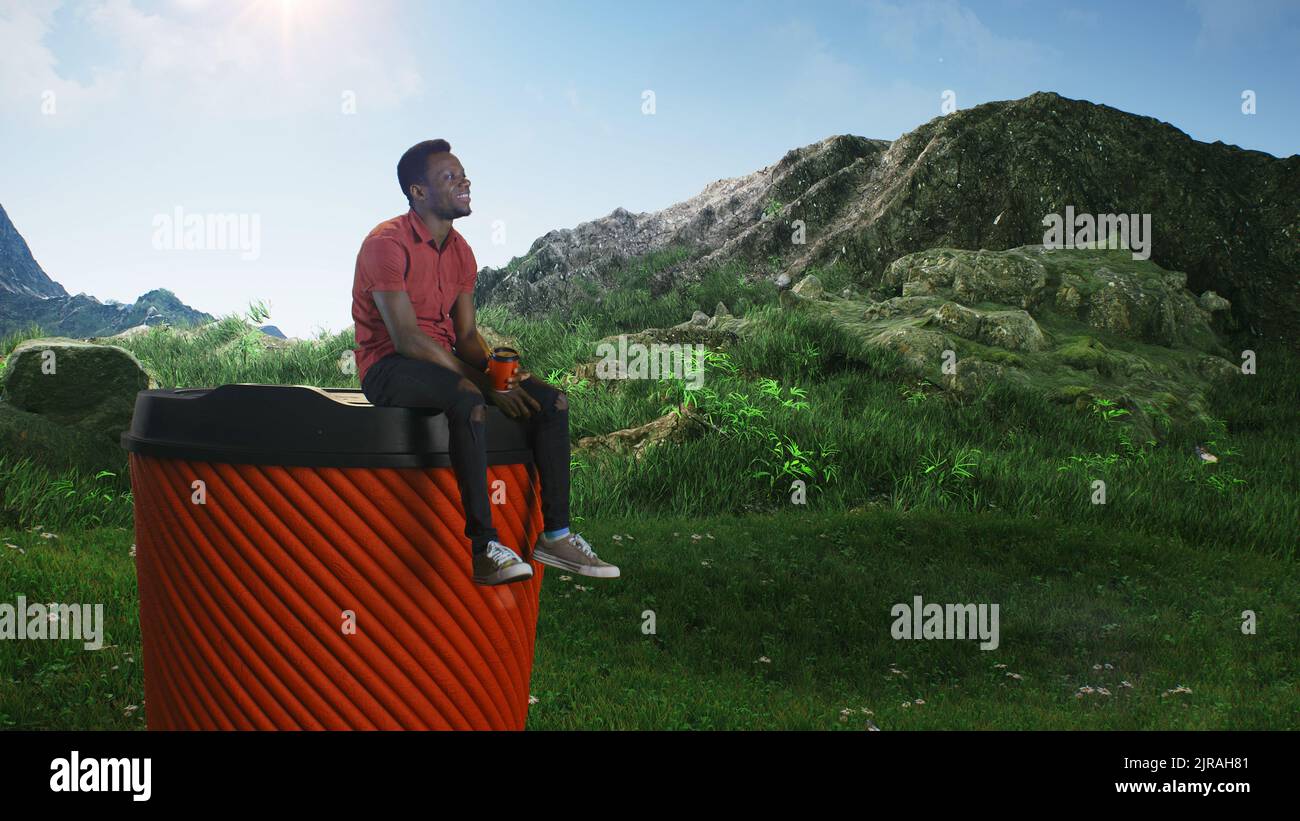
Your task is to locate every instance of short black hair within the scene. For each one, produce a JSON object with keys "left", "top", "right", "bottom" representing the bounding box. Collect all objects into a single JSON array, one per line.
[{"left": 397, "top": 139, "right": 451, "bottom": 203}]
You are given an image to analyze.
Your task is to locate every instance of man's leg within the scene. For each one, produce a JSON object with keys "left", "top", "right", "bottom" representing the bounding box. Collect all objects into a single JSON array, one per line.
[
  {"left": 362, "top": 354, "right": 500, "bottom": 554},
  {"left": 517, "top": 377, "right": 620, "bottom": 579},
  {"left": 516, "top": 377, "right": 570, "bottom": 536}
]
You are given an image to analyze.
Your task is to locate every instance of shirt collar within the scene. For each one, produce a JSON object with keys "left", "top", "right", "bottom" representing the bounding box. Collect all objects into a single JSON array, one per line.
[{"left": 406, "top": 207, "right": 458, "bottom": 250}]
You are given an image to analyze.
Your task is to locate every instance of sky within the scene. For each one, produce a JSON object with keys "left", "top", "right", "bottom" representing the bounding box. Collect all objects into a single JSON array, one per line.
[{"left": 2, "top": 0, "right": 1297, "bottom": 339}]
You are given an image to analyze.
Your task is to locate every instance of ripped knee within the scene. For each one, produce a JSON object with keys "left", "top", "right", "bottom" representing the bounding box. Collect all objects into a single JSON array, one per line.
[
  {"left": 553, "top": 392, "right": 568, "bottom": 412},
  {"left": 469, "top": 404, "right": 485, "bottom": 423}
]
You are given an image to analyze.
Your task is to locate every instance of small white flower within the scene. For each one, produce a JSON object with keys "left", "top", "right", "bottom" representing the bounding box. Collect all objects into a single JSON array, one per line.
[
  {"left": 528, "top": 695, "right": 539, "bottom": 705},
  {"left": 756, "top": 656, "right": 771, "bottom": 664}
]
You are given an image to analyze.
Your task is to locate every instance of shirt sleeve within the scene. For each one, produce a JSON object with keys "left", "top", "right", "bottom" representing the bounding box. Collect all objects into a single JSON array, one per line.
[
  {"left": 356, "top": 235, "right": 408, "bottom": 292},
  {"left": 459, "top": 244, "right": 478, "bottom": 294}
]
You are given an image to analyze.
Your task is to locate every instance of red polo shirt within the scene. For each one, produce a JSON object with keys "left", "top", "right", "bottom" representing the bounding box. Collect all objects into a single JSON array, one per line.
[{"left": 351, "top": 208, "right": 478, "bottom": 387}]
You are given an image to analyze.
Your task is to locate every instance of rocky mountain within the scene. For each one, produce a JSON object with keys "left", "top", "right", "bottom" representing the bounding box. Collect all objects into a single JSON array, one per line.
[
  {"left": 476, "top": 91, "right": 1299, "bottom": 347},
  {"left": 0, "top": 205, "right": 213, "bottom": 337},
  {"left": 0, "top": 204, "right": 66, "bottom": 300}
]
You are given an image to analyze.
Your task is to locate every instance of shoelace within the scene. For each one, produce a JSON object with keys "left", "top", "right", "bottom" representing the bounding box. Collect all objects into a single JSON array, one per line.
[
  {"left": 485, "top": 541, "right": 521, "bottom": 565},
  {"left": 563, "top": 533, "right": 598, "bottom": 559}
]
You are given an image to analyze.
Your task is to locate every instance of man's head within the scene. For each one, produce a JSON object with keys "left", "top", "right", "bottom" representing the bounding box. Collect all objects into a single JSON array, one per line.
[{"left": 397, "top": 139, "right": 471, "bottom": 218}]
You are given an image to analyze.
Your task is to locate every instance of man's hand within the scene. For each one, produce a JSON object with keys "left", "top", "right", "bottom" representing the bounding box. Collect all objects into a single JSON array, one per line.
[{"left": 489, "top": 371, "right": 541, "bottom": 419}]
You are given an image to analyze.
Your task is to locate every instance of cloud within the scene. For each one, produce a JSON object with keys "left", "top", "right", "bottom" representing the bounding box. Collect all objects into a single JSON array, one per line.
[
  {"left": 860, "top": 0, "right": 1057, "bottom": 68},
  {"left": 1186, "top": 0, "right": 1300, "bottom": 51},
  {"left": 0, "top": 0, "right": 425, "bottom": 123},
  {"left": 762, "top": 17, "right": 938, "bottom": 135},
  {"left": 0, "top": 1, "right": 124, "bottom": 119}
]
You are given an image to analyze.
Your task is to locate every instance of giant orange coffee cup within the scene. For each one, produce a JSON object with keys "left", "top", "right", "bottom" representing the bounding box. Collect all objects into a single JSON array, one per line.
[{"left": 486, "top": 347, "right": 520, "bottom": 392}]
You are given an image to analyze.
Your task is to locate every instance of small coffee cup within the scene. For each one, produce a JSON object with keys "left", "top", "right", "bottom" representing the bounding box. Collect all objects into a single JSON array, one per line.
[{"left": 486, "top": 347, "right": 520, "bottom": 392}]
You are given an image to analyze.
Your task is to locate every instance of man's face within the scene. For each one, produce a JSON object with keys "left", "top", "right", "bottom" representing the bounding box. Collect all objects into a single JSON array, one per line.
[{"left": 415, "top": 153, "right": 471, "bottom": 218}]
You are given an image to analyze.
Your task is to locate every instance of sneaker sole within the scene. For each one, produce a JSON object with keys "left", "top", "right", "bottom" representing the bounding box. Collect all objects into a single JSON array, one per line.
[
  {"left": 533, "top": 548, "right": 621, "bottom": 578},
  {"left": 473, "top": 563, "right": 535, "bottom": 586}
]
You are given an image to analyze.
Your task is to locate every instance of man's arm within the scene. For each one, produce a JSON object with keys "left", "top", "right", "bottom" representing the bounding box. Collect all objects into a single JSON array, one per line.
[
  {"left": 372, "top": 290, "right": 540, "bottom": 417},
  {"left": 450, "top": 291, "right": 491, "bottom": 372},
  {"left": 372, "top": 290, "right": 495, "bottom": 393}
]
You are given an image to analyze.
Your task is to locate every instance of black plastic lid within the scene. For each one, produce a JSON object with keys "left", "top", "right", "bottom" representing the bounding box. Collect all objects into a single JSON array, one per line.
[{"left": 119, "top": 384, "right": 533, "bottom": 468}]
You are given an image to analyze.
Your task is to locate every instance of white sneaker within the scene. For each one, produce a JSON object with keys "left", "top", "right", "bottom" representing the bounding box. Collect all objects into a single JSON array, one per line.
[
  {"left": 472, "top": 541, "right": 534, "bottom": 586},
  {"left": 534, "top": 532, "right": 620, "bottom": 578}
]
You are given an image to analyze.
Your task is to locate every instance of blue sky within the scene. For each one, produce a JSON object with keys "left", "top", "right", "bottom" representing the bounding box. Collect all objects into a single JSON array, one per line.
[{"left": 2, "top": 0, "right": 1297, "bottom": 339}]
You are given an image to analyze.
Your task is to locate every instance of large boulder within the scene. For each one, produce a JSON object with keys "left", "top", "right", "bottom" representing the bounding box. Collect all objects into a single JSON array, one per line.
[
  {"left": 1, "top": 337, "right": 156, "bottom": 474},
  {"left": 768, "top": 246, "right": 1241, "bottom": 439}
]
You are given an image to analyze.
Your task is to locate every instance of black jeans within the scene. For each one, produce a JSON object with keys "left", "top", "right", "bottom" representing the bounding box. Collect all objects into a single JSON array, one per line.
[{"left": 361, "top": 352, "right": 570, "bottom": 555}]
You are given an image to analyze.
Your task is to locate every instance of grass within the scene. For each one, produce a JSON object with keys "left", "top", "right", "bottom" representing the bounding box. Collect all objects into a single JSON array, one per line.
[
  {"left": 0, "top": 248, "right": 1296, "bottom": 728},
  {"left": 2, "top": 508, "right": 1294, "bottom": 730}
]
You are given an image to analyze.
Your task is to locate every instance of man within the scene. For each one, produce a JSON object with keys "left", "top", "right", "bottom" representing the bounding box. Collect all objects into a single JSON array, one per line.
[{"left": 352, "top": 138, "right": 619, "bottom": 586}]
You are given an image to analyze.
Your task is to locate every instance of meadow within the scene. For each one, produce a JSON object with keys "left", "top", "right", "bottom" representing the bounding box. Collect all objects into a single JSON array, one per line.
[{"left": 1, "top": 248, "right": 1295, "bottom": 729}]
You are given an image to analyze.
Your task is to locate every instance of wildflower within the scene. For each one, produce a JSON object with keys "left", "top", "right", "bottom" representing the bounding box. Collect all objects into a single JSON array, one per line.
[
  {"left": 612, "top": 534, "right": 622, "bottom": 541},
  {"left": 1006, "top": 672, "right": 1022, "bottom": 681},
  {"left": 1120, "top": 680, "right": 1134, "bottom": 689},
  {"left": 756, "top": 656, "right": 771, "bottom": 664},
  {"left": 528, "top": 695, "right": 539, "bottom": 705}
]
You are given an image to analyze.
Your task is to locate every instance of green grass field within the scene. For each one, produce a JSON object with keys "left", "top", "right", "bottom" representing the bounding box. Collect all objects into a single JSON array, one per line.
[{"left": 1, "top": 248, "right": 1296, "bottom": 729}]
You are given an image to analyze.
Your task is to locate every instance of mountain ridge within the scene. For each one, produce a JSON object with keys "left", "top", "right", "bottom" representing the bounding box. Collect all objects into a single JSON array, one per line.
[{"left": 476, "top": 91, "right": 1299, "bottom": 347}]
